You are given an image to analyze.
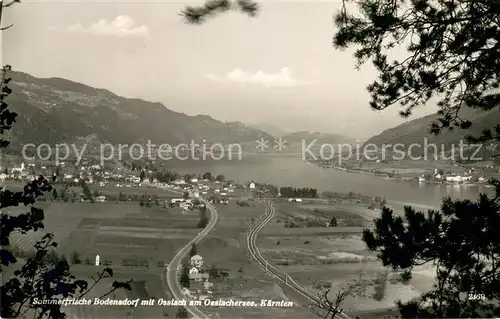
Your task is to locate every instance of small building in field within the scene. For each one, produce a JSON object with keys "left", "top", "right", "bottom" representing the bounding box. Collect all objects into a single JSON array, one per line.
[
  {"left": 96, "top": 195, "right": 106, "bottom": 203},
  {"left": 189, "top": 266, "right": 209, "bottom": 281}
]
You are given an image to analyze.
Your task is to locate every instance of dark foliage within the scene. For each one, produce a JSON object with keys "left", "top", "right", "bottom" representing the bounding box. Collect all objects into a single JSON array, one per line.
[
  {"left": 334, "top": 0, "right": 500, "bottom": 144},
  {"left": 154, "top": 169, "right": 180, "bottom": 183},
  {"left": 180, "top": 0, "right": 259, "bottom": 25},
  {"left": 189, "top": 243, "right": 197, "bottom": 257},
  {"left": 198, "top": 205, "right": 209, "bottom": 228},
  {"left": 180, "top": 263, "right": 190, "bottom": 288},
  {"left": 279, "top": 186, "right": 318, "bottom": 198},
  {"left": 329, "top": 216, "right": 338, "bottom": 227},
  {"left": 363, "top": 181, "right": 500, "bottom": 317},
  {"left": 0, "top": 62, "right": 131, "bottom": 318},
  {"left": 202, "top": 172, "right": 212, "bottom": 180},
  {"left": 176, "top": 306, "right": 189, "bottom": 318}
]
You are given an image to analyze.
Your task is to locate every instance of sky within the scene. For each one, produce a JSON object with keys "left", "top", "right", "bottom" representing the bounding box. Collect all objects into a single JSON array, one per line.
[{"left": 1, "top": 0, "right": 437, "bottom": 139}]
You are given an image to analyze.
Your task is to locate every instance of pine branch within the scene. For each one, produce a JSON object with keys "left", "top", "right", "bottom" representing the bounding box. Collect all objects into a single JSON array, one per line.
[{"left": 180, "top": 0, "right": 259, "bottom": 25}]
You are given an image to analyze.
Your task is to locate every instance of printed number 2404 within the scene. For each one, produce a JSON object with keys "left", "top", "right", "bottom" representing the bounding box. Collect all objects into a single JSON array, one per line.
[{"left": 467, "top": 293, "right": 485, "bottom": 300}]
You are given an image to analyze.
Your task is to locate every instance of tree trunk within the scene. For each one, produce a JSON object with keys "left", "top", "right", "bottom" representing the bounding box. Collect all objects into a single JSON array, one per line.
[{"left": 0, "top": 1, "right": 3, "bottom": 27}]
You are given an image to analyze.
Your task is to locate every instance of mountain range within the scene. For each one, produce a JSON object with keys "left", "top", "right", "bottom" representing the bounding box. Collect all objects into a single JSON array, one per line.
[
  {"left": 5, "top": 71, "right": 277, "bottom": 150},
  {"left": 2, "top": 71, "right": 361, "bottom": 153},
  {"left": 9, "top": 69, "right": 489, "bottom": 157},
  {"left": 248, "top": 124, "right": 357, "bottom": 145}
]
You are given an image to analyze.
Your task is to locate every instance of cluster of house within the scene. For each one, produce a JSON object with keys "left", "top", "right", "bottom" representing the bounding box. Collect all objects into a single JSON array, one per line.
[
  {"left": 418, "top": 168, "right": 486, "bottom": 184},
  {"left": 185, "top": 254, "right": 214, "bottom": 300},
  {"left": 168, "top": 198, "right": 205, "bottom": 211},
  {"left": 0, "top": 162, "right": 37, "bottom": 181},
  {"left": 168, "top": 178, "right": 236, "bottom": 195},
  {"left": 0, "top": 161, "right": 145, "bottom": 188},
  {"left": 157, "top": 178, "right": 241, "bottom": 205}
]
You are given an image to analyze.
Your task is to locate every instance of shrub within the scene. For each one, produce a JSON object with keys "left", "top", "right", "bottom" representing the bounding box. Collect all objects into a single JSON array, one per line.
[
  {"left": 70, "top": 251, "right": 82, "bottom": 264},
  {"left": 372, "top": 272, "right": 388, "bottom": 301}
]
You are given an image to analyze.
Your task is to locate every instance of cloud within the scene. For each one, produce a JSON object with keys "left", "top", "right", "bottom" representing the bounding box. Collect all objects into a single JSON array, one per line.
[
  {"left": 204, "top": 68, "right": 300, "bottom": 87},
  {"left": 66, "top": 15, "right": 150, "bottom": 38}
]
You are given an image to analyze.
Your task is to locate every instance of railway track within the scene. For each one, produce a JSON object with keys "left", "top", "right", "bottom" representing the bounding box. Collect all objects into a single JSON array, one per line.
[{"left": 246, "top": 200, "right": 351, "bottom": 319}]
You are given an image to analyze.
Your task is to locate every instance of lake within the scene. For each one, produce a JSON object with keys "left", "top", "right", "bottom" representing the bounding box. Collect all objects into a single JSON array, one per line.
[{"left": 164, "top": 152, "right": 493, "bottom": 210}]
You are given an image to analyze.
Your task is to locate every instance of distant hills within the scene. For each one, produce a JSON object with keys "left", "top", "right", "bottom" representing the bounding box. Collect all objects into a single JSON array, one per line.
[
  {"left": 4, "top": 71, "right": 273, "bottom": 150},
  {"left": 248, "top": 123, "right": 357, "bottom": 145},
  {"left": 246, "top": 123, "right": 288, "bottom": 138},
  {"left": 281, "top": 131, "right": 357, "bottom": 145},
  {"left": 364, "top": 107, "right": 500, "bottom": 155}
]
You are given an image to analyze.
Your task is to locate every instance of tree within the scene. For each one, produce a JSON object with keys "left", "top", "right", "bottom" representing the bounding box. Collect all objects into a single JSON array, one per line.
[
  {"left": 0, "top": 60, "right": 130, "bottom": 318},
  {"left": 198, "top": 206, "right": 209, "bottom": 228},
  {"left": 175, "top": 306, "right": 189, "bottom": 318},
  {"left": 330, "top": 5, "right": 500, "bottom": 313},
  {"left": 189, "top": 243, "right": 197, "bottom": 257},
  {"left": 61, "top": 187, "right": 69, "bottom": 202},
  {"left": 215, "top": 174, "right": 225, "bottom": 182},
  {"left": 70, "top": 251, "right": 81, "bottom": 265},
  {"left": 181, "top": 0, "right": 258, "bottom": 24},
  {"left": 70, "top": 191, "right": 77, "bottom": 203},
  {"left": 183, "top": 191, "right": 189, "bottom": 200},
  {"left": 81, "top": 183, "right": 93, "bottom": 201},
  {"left": 208, "top": 264, "right": 219, "bottom": 279},
  {"left": 139, "top": 169, "right": 145, "bottom": 182},
  {"left": 180, "top": 263, "right": 190, "bottom": 288},
  {"left": 92, "top": 190, "right": 99, "bottom": 198},
  {"left": 329, "top": 216, "right": 337, "bottom": 227},
  {"left": 118, "top": 192, "right": 127, "bottom": 201},
  {"left": 202, "top": 172, "right": 212, "bottom": 180},
  {"left": 363, "top": 186, "right": 500, "bottom": 318},
  {"left": 51, "top": 188, "right": 58, "bottom": 201},
  {"left": 311, "top": 283, "right": 356, "bottom": 319},
  {"left": 333, "top": 0, "right": 500, "bottom": 144}
]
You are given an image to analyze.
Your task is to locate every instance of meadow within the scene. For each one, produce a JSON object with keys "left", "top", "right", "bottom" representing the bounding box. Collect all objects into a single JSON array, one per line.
[
  {"left": 257, "top": 202, "right": 435, "bottom": 317},
  {"left": 194, "top": 200, "right": 315, "bottom": 319},
  {"left": 4, "top": 192, "right": 199, "bottom": 318}
]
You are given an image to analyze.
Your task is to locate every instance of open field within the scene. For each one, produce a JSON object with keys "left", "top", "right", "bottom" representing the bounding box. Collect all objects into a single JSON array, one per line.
[
  {"left": 3, "top": 180, "right": 181, "bottom": 197},
  {"left": 273, "top": 202, "right": 376, "bottom": 224},
  {"left": 92, "top": 185, "right": 182, "bottom": 198},
  {"left": 3, "top": 198, "right": 202, "bottom": 318},
  {"left": 61, "top": 270, "right": 167, "bottom": 318},
  {"left": 256, "top": 201, "right": 436, "bottom": 316},
  {"left": 194, "top": 201, "right": 315, "bottom": 318},
  {"left": 3, "top": 180, "right": 27, "bottom": 190},
  {"left": 259, "top": 226, "right": 365, "bottom": 236},
  {"left": 342, "top": 159, "right": 465, "bottom": 176}
]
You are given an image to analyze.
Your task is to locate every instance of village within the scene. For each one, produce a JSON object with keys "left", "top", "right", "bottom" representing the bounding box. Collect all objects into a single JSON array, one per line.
[
  {"left": 416, "top": 167, "right": 494, "bottom": 185},
  {"left": 180, "top": 252, "right": 215, "bottom": 302},
  {"left": 0, "top": 159, "right": 265, "bottom": 204}
]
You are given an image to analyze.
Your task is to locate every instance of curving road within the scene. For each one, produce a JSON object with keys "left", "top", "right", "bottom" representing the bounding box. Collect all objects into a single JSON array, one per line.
[
  {"left": 247, "top": 200, "right": 351, "bottom": 319},
  {"left": 161, "top": 188, "right": 217, "bottom": 319}
]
